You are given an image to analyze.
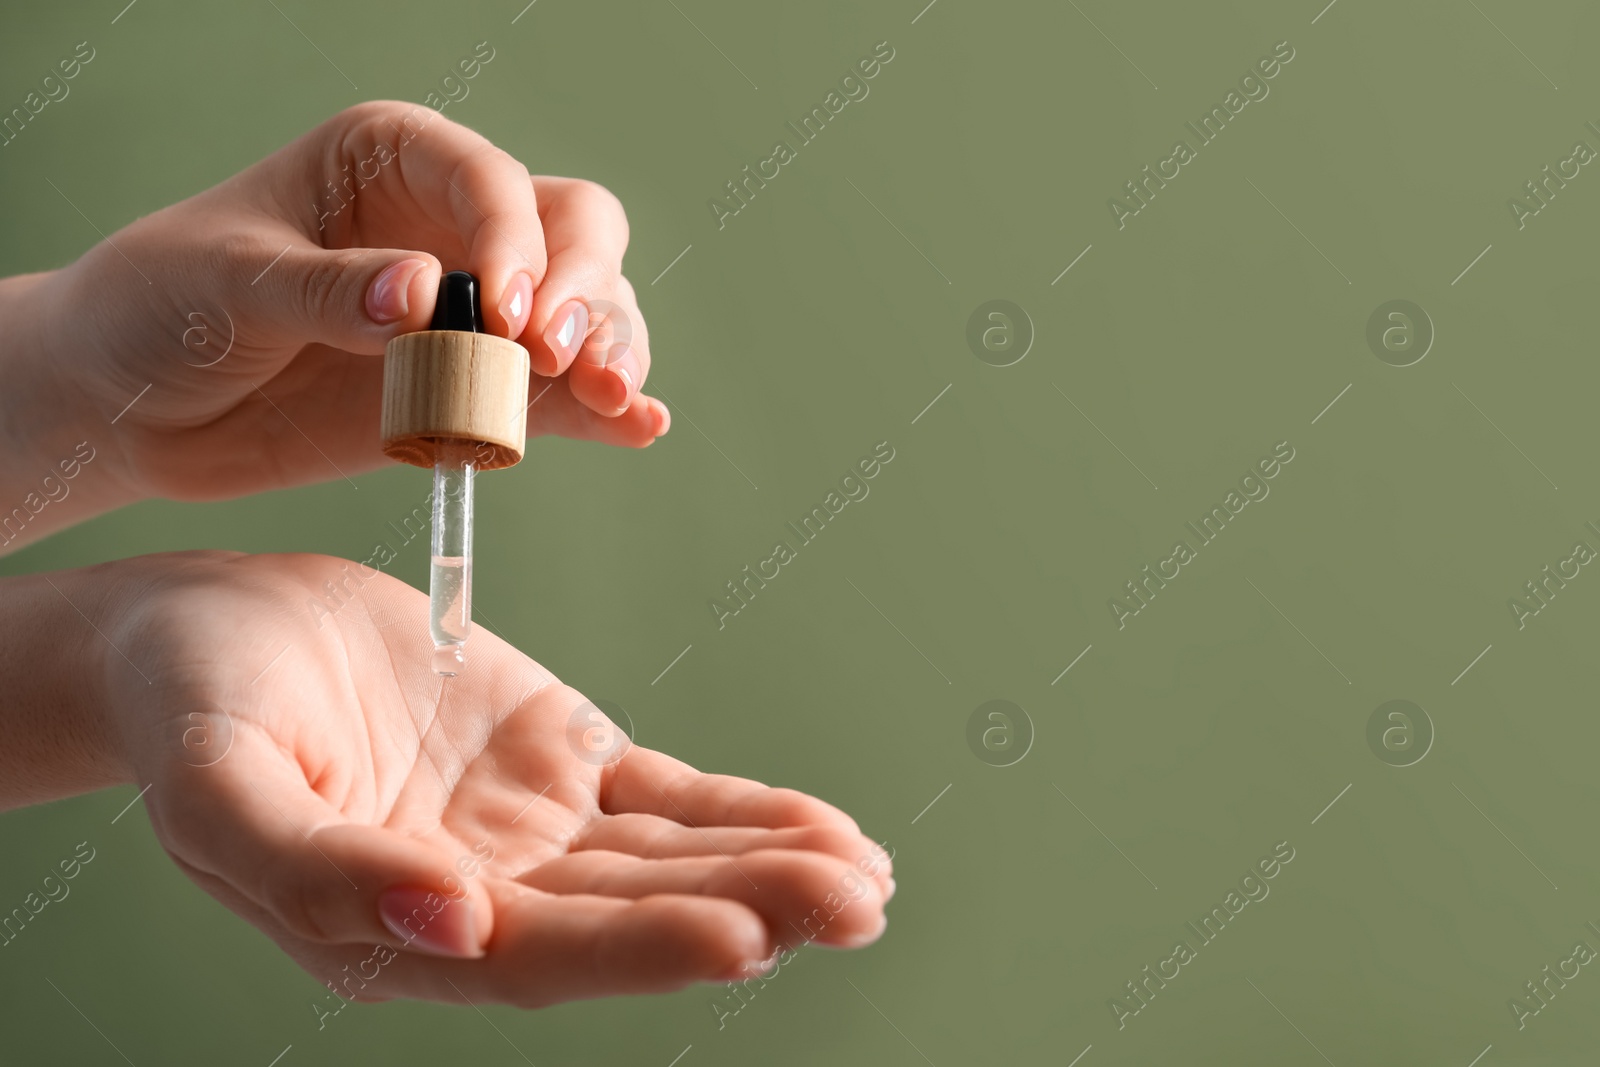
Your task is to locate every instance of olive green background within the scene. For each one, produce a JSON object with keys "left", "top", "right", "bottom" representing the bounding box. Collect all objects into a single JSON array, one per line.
[{"left": 4, "top": 0, "right": 1600, "bottom": 1063}]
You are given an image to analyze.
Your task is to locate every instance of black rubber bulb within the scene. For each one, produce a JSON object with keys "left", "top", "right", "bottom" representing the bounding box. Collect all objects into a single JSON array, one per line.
[{"left": 430, "top": 270, "right": 484, "bottom": 333}]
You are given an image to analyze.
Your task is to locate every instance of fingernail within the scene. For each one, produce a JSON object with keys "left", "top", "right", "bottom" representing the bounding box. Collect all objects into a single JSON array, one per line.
[
  {"left": 378, "top": 887, "right": 482, "bottom": 958},
  {"left": 366, "top": 259, "right": 427, "bottom": 325},
  {"left": 605, "top": 346, "right": 637, "bottom": 410},
  {"left": 543, "top": 300, "right": 589, "bottom": 365},
  {"left": 651, "top": 397, "right": 671, "bottom": 435},
  {"left": 499, "top": 272, "right": 533, "bottom": 339}
]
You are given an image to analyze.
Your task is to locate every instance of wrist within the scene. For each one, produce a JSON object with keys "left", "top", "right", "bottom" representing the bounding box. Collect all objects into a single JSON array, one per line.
[
  {"left": 0, "top": 268, "right": 140, "bottom": 552},
  {"left": 0, "top": 563, "right": 133, "bottom": 810}
]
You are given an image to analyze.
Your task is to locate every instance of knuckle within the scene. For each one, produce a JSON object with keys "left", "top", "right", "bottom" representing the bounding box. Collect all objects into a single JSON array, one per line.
[
  {"left": 449, "top": 143, "right": 530, "bottom": 197},
  {"left": 576, "top": 178, "right": 622, "bottom": 211},
  {"left": 338, "top": 99, "right": 436, "bottom": 133},
  {"left": 212, "top": 232, "right": 275, "bottom": 287},
  {"left": 582, "top": 255, "right": 617, "bottom": 294},
  {"left": 297, "top": 249, "right": 362, "bottom": 321},
  {"left": 337, "top": 100, "right": 398, "bottom": 126},
  {"left": 569, "top": 252, "right": 618, "bottom": 293},
  {"left": 571, "top": 179, "right": 629, "bottom": 238}
]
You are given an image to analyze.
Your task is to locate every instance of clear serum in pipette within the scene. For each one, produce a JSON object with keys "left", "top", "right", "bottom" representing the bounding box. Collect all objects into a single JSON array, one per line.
[{"left": 429, "top": 439, "right": 475, "bottom": 675}]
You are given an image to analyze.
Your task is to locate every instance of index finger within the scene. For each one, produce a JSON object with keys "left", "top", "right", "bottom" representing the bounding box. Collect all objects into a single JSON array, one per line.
[{"left": 357, "top": 102, "right": 547, "bottom": 338}]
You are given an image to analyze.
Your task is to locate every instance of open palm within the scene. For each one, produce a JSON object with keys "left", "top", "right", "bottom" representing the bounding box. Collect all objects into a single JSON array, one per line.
[{"left": 112, "top": 552, "right": 890, "bottom": 1007}]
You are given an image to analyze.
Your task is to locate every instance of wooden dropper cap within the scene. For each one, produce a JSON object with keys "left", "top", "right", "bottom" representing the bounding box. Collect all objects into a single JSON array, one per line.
[{"left": 380, "top": 271, "right": 530, "bottom": 471}]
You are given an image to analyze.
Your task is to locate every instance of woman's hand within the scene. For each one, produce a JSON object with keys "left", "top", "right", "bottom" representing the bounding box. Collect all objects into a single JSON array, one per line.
[
  {"left": 6, "top": 100, "right": 664, "bottom": 515},
  {"left": 34, "top": 551, "right": 889, "bottom": 1007}
]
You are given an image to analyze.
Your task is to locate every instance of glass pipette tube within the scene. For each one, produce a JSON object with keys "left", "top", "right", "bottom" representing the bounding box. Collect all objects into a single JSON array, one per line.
[{"left": 430, "top": 439, "right": 476, "bottom": 675}]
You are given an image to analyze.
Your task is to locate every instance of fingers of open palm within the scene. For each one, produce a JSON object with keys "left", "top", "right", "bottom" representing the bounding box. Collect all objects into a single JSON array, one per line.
[
  {"left": 513, "top": 849, "right": 887, "bottom": 949},
  {"left": 433, "top": 883, "right": 770, "bottom": 1005},
  {"left": 346, "top": 103, "right": 546, "bottom": 338},
  {"left": 497, "top": 883, "right": 768, "bottom": 996},
  {"left": 166, "top": 858, "right": 766, "bottom": 1007},
  {"left": 151, "top": 730, "right": 494, "bottom": 955},
  {"left": 575, "top": 813, "right": 892, "bottom": 893},
  {"left": 605, "top": 747, "right": 864, "bottom": 837}
]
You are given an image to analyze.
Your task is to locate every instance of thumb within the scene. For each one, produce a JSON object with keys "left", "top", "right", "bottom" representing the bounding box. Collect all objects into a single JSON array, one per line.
[
  {"left": 154, "top": 746, "right": 494, "bottom": 958},
  {"left": 235, "top": 239, "right": 442, "bottom": 354}
]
